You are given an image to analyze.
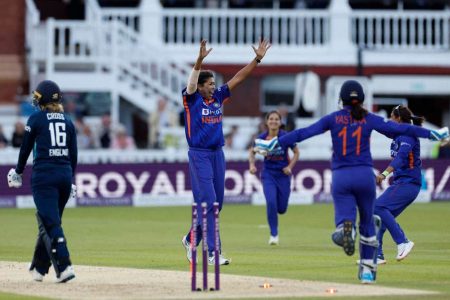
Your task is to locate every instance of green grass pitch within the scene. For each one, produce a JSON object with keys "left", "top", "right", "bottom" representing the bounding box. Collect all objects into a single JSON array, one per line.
[{"left": 1, "top": 202, "right": 450, "bottom": 300}]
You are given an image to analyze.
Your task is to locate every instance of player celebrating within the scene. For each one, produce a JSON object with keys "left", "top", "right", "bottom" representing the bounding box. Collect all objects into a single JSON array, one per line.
[
  {"left": 7, "top": 80, "right": 78, "bottom": 283},
  {"left": 256, "top": 80, "right": 449, "bottom": 284},
  {"left": 181, "top": 39, "right": 270, "bottom": 265},
  {"left": 374, "top": 105, "right": 426, "bottom": 264},
  {"left": 249, "top": 111, "right": 299, "bottom": 245}
]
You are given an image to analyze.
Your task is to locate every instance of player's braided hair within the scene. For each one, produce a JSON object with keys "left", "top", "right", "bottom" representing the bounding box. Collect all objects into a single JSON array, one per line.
[{"left": 392, "top": 105, "right": 425, "bottom": 126}]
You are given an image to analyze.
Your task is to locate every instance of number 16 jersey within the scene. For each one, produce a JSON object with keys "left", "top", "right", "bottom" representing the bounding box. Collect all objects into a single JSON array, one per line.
[{"left": 15, "top": 110, "right": 78, "bottom": 176}]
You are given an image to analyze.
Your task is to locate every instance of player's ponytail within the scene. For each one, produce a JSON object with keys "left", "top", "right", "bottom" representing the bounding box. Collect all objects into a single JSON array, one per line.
[
  {"left": 339, "top": 80, "right": 367, "bottom": 120},
  {"left": 350, "top": 102, "right": 368, "bottom": 120},
  {"left": 411, "top": 115, "right": 425, "bottom": 126},
  {"left": 392, "top": 105, "right": 425, "bottom": 127}
]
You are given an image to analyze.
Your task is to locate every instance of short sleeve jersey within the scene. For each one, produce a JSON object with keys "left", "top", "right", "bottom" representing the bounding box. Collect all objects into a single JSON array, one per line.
[{"left": 182, "top": 84, "right": 231, "bottom": 149}]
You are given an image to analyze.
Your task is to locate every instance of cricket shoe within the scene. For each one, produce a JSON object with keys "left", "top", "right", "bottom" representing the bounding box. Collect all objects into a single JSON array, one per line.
[
  {"left": 342, "top": 220, "right": 356, "bottom": 256},
  {"left": 29, "top": 267, "right": 45, "bottom": 282},
  {"left": 56, "top": 265, "right": 75, "bottom": 283},
  {"left": 208, "top": 254, "right": 231, "bottom": 266},
  {"left": 181, "top": 235, "right": 193, "bottom": 263},
  {"left": 360, "top": 269, "right": 375, "bottom": 284},
  {"left": 396, "top": 241, "right": 414, "bottom": 261},
  {"left": 268, "top": 235, "right": 279, "bottom": 245},
  {"left": 358, "top": 260, "right": 377, "bottom": 284}
]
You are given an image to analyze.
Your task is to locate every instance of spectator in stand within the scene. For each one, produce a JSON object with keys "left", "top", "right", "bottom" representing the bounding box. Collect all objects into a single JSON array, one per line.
[
  {"left": 112, "top": 124, "right": 136, "bottom": 150},
  {"left": 77, "top": 122, "right": 97, "bottom": 149},
  {"left": 11, "top": 121, "right": 26, "bottom": 148},
  {"left": 224, "top": 125, "right": 239, "bottom": 150},
  {"left": 0, "top": 125, "right": 8, "bottom": 148},
  {"left": 148, "top": 97, "right": 178, "bottom": 148},
  {"left": 64, "top": 100, "right": 79, "bottom": 121},
  {"left": 246, "top": 116, "right": 266, "bottom": 149},
  {"left": 99, "top": 113, "right": 112, "bottom": 149}
]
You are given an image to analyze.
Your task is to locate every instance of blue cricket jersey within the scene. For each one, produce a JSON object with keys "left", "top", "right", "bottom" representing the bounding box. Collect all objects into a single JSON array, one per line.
[
  {"left": 278, "top": 107, "right": 430, "bottom": 170},
  {"left": 182, "top": 84, "right": 231, "bottom": 149},
  {"left": 15, "top": 110, "right": 78, "bottom": 176},
  {"left": 389, "top": 135, "right": 421, "bottom": 185},
  {"left": 258, "top": 130, "right": 296, "bottom": 170}
]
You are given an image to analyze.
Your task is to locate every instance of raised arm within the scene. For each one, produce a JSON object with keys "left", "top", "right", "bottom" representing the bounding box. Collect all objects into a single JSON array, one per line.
[
  {"left": 370, "top": 113, "right": 433, "bottom": 140},
  {"left": 226, "top": 38, "right": 271, "bottom": 91},
  {"left": 278, "top": 116, "right": 331, "bottom": 149},
  {"left": 186, "top": 40, "right": 212, "bottom": 95}
]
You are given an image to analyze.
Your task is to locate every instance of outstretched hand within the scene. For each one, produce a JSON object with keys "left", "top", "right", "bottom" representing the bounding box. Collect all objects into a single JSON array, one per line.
[
  {"left": 198, "top": 39, "right": 212, "bottom": 61},
  {"left": 252, "top": 38, "right": 271, "bottom": 60}
]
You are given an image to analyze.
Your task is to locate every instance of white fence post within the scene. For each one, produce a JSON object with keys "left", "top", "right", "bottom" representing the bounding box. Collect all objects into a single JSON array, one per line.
[
  {"left": 45, "top": 18, "right": 55, "bottom": 79},
  {"left": 110, "top": 20, "right": 120, "bottom": 127},
  {"left": 328, "top": 0, "right": 354, "bottom": 54},
  {"left": 139, "top": 0, "right": 162, "bottom": 45}
]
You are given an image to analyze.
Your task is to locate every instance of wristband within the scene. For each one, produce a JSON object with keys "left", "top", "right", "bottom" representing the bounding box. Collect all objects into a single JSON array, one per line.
[
  {"left": 381, "top": 170, "right": 390, "bottom": 178},
  {"left": 255, "top": 57, "right": 261, "bottom": 64}
]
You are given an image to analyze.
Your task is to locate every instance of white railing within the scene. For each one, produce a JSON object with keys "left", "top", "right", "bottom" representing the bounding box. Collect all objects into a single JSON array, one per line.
[
  {"left": 352, "top": 11, "right": 450, "bottom": 50},
  {"left": 101, "top": 8, "right": 141, "bottom": 32},
  {"left": 113, "top": 22, "right": 190, "bottom": 103},
  {"left": 162, "top": 9, "right": 329, "bottom": 47},
  {"left": 27, "top": 18, "right": 190, "bottom": 109},
  {"left": 84, "top": 1, "right": 450, "bottom": 66},
  {"left": 93, "top": 1, "right": 450, "bottom": 53},
  {"left": 25, "top": 0, "right": 450, "bottom": 120}
]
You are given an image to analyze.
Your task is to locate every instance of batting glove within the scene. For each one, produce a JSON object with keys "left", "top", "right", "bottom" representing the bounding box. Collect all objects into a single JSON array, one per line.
[
  {"left": 7, "top": 168, "right": 22, "bottom": 188},
  {"left": 69, "top": 184, "right": 77, "bottom": 201},
  {"left": 254, "top": 137, "right": 280, "bottom": 154},
  {"left": 430, "top": 126, "right": 449, "bottom": 141}
]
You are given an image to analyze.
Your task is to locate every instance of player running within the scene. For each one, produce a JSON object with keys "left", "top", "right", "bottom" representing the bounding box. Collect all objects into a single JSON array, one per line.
[
  {"left": 374, "top": 105, "right": 426, "bottom": 264},
  {"left": 249, "top": 110, "right": 299, "bottom": 245},
  {"left": 255, "top": 80, "right": 449, "bottom": 284}
]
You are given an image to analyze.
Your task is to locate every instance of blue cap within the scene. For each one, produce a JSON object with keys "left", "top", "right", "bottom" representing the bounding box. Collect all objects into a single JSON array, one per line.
[
  {"left": 32, "top": 80, "right": 61, "bottom": 106},
  {"left": 339, "top": 80, "right": 364, "bottom": 105}
]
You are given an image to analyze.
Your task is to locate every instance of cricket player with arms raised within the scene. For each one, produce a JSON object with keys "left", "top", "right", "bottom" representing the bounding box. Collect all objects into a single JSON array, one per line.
[{"left": 181, "top": 38, "right": 270, "bottom": 265}]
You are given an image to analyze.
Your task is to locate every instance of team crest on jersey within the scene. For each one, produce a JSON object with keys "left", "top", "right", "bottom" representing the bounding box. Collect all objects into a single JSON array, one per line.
[{"left": 213, "top": 102, "right": 220, "bottom": 108}]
